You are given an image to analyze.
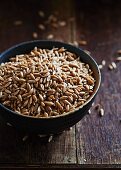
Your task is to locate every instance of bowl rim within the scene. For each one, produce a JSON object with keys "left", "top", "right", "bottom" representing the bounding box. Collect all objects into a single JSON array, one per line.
[{"left": 0, "top": 40, "right": 101, "bottom": 119}]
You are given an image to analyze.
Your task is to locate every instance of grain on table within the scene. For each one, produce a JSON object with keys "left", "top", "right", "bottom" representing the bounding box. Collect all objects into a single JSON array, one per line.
[
  {"left": 38, "top": 10, "right": 45, "bottom": 18},
  {"left": 99, "top": 108, "right": 104, "bottom": 117},
  {"left": 32, "top": 32, "right": 38, "bottom": 39},
  {"left": 116, "top": 56, "right": 121, "bottom": 61},
  {"left": 46, "top": 34, "right": 54, "bottom": 39},
  {"left": 13, "top": 20, "right": 23, "bottom": 26},
  {"left": 38, "top": 24, "right": 45, "bottom": 30}
]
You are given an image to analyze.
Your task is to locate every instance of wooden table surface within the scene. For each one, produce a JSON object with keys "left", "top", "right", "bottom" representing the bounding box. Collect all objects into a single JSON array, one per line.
[{"left": 0, "top": 0, "right": 121, "bottom": 169}]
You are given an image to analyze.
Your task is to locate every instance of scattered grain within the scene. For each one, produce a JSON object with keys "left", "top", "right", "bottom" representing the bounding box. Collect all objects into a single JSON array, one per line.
[
  {"left": 78, "top": 40, "right": 87, "bottom": 46},
  {"left": 102, "top": 60, "right": 106, "bottom": 66},
  {"left": 99, "top": 108, "right": 104, "bottom": 117},
  {"left": 32, "top": 32, "right": 38, "bottom": 39},
  {"left": 111, "top": 62, "right": 117, "bottom": 69},
  {"left": 108, "top": 64, "right": 113, "bottom": 70},
  {"left": 38, "top": 24, "right": 45, "bottom": 30},
  {"left": 38, "top": 134, "right": 47, "bottom": 138},
  {"left": 92, "top": 102, "right": 94, "bottom": 106},
  {"left": 47, "top": 34, "right": 54, "bottom": 39},
  {"left": 14, "top": 20, "right": 23, "bottom": 26},
  {"left": 98, "top": 65, "right": 103, "bottom": 70},
  {"left": 6, "top": 122, "right": 12, "bottom": 127},
  {"left": 116, "top": 56, "right": 121, "bottom": 61},
  {"left": 22, "top": 135, "right": 28, "bottom": 142},
  {"left": 88, "top": 109, "right": 91, "bottom": 114},
  {"left": 58, "top": 21, "right": 66, "bottom": 27},
  {"left": 38, "top": 10, "right": 45, "bottom": 17},
  {"left": 48, "top": 135, "right": 53, "bottom": 142},
  {"left": 73, "top": 41, "right": 79, "bottom": 47}
]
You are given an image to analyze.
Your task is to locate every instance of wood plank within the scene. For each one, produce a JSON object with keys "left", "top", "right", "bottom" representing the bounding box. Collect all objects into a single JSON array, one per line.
[
  {"left": 28, "top": 129, "right": 76, "bottom": 164},
  {"left": 0, "top": 116, "right": 30, "bottom": 163},
  {"left": 0, "top": 0, "right": 77, "bottom": 165},
  {"left": 0, "top": 164, "right": 121, "bottom": 169},
  {"left": 0, "top": 0, "right": 121, "bottom": 167},
  {"left": 74, "top": 0, "right": 121, "bottom": 164},
  {"left": 0, "top": 0, "right": 72, "bottom": 52}
]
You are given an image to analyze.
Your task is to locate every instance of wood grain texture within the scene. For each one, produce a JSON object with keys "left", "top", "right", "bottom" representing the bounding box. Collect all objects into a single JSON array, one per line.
[
  {"left": 0, "top": 0, "right": 121, "bottom": 168},
  {"left": 0, "top": 0, "right": 77, "bottom": 166},
  {"left": 75, "top": 0, "right": 121, "bottom": 164}
]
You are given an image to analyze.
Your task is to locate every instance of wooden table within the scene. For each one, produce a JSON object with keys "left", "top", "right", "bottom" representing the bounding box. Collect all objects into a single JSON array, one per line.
[{"left": 0, "top": 0, "right": 121, "bottom": 169}]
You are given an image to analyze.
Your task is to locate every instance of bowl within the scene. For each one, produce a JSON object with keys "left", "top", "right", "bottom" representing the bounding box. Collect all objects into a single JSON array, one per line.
[{"left": 0, "top": 40, "right": 101, "bottom": 134}]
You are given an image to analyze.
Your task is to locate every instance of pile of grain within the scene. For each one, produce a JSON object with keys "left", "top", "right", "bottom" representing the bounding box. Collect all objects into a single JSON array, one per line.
[{"left": 0, "top": 47, "right": 95, "bottom": 117}]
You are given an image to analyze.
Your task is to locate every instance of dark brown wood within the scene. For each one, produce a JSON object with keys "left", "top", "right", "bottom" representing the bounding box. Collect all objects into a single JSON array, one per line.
[
  {"left": 74, "top": 0, "right": 121, "bottom": 165},
  {"left": 0, "top": 0, "right": 121, "bottom": 168},
  {"left": 0, "top": 0, "right": 77, "bottom": 166}
]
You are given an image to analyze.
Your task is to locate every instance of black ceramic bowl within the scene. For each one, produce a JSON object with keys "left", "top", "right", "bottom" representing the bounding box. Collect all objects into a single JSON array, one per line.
[{"left": 0, "top": 40, "right": 101, "bottom": 134}]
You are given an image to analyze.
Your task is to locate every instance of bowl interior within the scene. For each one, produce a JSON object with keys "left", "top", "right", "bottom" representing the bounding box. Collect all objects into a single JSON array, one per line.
[{"left": 0, "top": 40, "right": 101, "bottom": 119}]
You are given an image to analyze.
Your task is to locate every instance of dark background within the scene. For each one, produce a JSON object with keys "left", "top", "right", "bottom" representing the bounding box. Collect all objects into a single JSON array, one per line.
[{"left": 0, "top": 0, "right": 121, "bottom": 168}]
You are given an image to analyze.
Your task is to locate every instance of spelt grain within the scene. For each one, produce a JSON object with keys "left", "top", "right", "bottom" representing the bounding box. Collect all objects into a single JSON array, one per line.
[
  {"left": 111, "top": 62, "right": 117, "bottom": 69},
  {"left": 0, "top": 92, "right": 2, "bottom": 98},
  {"left": 38, "top": 94, "right": 44, "bottom": 101},
  {"left": 65, "top": 104, "right": 70, "bottom": 112},
  {"left": 56, "top": 101, "right": 63, "bottom": 111},
  {"left": 44, "top": 101, "right": 54, "bottom": 106},
  {"left": 0, "top": 47, "right": 95, "bottom": 117},
  {"left": 47, "top": 34, "right": 54, "bottom": 40},
  {"left": 116, "top": 56, "right": 121, "bottom": 61},
  {"left": 48, "top": 135, "right": 53, "bottom": 142},
  {"left": 99, "top": 108, "right": 104, "bottom": 117},
  {"left": 14, "top": 20, "right": 23, "bottom": 26},
  {"left": 78, "top": 40, "right": 87, "bottom": 46},
  {"left": 88, "top": 109, "right": 91, "bottom": 114},
  {"left": 58, "top": 21, "right": 66, "bottom": 27},
  {"left": 73, "top": 41, "right": 79, "bottom": 47},
  {"left": 32, "top": 95, "right": 37, "bottom": 102},
  {"left": 108, "top": 64, "right": 113, "bottom": 70},
  {"left": 38, "top": 24, "right": 45, "bottom": 30},
  {"left": 63, "top": 100, "right": 72, "bottom": 106},
  {"left": 22, "top": 135, "right": 28, "bottom": 142},
  {"left": 18, "top": 94, "right": 22, "bottom": 101},
  {"left": 38, "top": 10, "right": 45, "bottom": 17},
  {"left": 32, "top": 32, "right": 38, "bottom": 39},
  {"left": 6, "top": 122, "right": 12, "bottom": 127},
  {"left": 98, "top": 65, "right": 103, "bottom": 69},
  {"left": 43, "top": 112, "right": 48, "bottom": 117},
  {"left": 102, "top": 60, "right": 106, "bottom": 66}
]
